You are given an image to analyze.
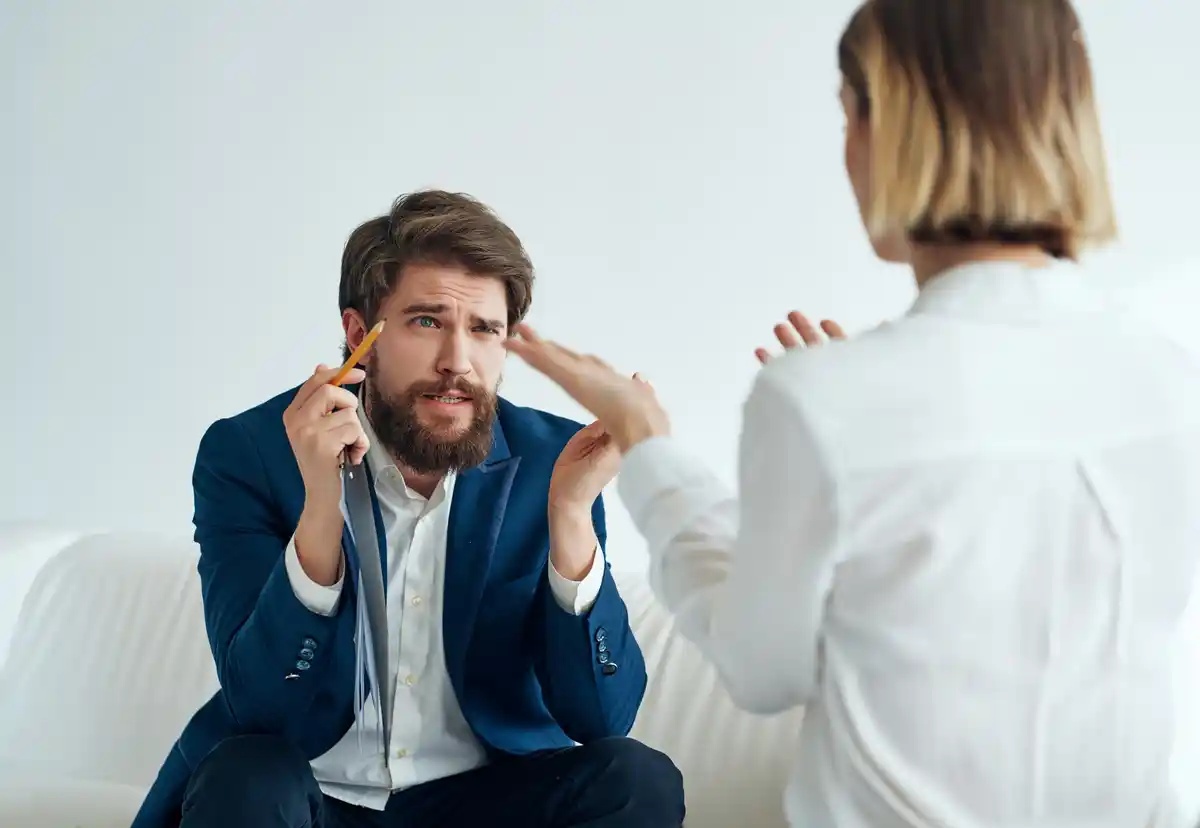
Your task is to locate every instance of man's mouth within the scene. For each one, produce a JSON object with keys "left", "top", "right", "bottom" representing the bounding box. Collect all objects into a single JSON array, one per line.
[{"left": 422, "top": 393, "right": 472, "bottom": 404}]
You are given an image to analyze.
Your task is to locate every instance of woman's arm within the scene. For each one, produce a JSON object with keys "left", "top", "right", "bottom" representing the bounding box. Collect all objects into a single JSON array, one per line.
[{"left": 617, "top": 369, "right": 840, "bottom": 714}]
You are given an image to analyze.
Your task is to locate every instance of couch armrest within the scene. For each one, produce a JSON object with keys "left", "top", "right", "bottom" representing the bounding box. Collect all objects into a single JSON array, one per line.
[
  {"left": 0, "top": 779, "right": 147, "bottom": 828},
  {"left": 0, "top": 522, "right": 89, "bottom": 669}
]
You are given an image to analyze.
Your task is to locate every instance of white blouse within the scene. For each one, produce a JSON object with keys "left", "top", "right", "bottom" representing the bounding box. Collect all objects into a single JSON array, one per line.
[{"left": 618, "top": 260, "right": 1200, "bottom": 828}]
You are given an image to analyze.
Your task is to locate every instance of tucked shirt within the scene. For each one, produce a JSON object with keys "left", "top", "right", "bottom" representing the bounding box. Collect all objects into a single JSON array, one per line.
[{"left": 618, "top": 260, "right": 1200, "bottom": 828}]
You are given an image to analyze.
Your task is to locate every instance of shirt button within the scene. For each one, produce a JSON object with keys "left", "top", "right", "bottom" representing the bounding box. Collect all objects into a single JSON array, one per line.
[
  {"left": 394, "top": 748, "right": 408, "bottom": 759},
  {"left": 404, "top": 674, "right": 416, "bottom": 687},
  {"left": 411, "top": 595, "right": 423, "bottom": 607}
]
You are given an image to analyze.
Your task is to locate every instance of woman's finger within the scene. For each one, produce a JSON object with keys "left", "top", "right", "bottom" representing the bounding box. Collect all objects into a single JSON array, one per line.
[
  {"left": 788, "top": 311, "right": 823, "bottom": 346},
  {"left": 506, "top": 330, "right": 607, "bottom": 403},
  {"left": 820, "top": 319, "right": 847, "bottom": 339},
  {"left": 774, "top": 322, "right": 801, "bottom": 350},
  {"left": 511, "top": 322, "right": 542, "bottom": 343}
]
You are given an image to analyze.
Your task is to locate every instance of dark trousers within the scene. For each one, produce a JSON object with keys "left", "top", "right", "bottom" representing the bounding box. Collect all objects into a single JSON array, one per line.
[{"left": 179, "top": 734, "right": 685, "bottom": 828}]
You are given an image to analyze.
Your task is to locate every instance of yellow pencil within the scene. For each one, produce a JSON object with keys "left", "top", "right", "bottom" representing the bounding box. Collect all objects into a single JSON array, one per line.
[
  {"left": 331, "top": 319, "right": 386, "bottom": 386},
  {"left": 332, "top": 319, "right": 385, "bottom": 471}
]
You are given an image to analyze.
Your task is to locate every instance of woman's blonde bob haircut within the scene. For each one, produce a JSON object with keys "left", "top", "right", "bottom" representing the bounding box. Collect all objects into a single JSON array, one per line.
[{"left": 838, "top": 0, "right": 1117, "bottom": 259}]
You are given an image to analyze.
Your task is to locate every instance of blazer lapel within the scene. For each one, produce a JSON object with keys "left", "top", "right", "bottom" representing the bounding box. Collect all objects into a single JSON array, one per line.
[{"left": 442, "top": 422, "right": 521, "bottom": 683}]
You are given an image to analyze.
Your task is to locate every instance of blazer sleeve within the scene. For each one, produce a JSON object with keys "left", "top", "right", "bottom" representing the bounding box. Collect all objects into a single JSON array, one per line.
[
  {"left": 617, "top": 369, "right": 840, "bottom": 714},
  {"left": 534, "top": 492, "right": 649, "bottom": 742},
  {"left": 191, "top": 415, "right": 352, "bottom": 732}
]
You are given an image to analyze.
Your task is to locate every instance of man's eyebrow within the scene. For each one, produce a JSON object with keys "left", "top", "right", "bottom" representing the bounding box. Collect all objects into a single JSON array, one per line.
[
  {"left": 400, "top": 303, "right": 505, "bottom": 330},
  {"left": 401, "top": 302, "right": 449, "bottom": 315}
]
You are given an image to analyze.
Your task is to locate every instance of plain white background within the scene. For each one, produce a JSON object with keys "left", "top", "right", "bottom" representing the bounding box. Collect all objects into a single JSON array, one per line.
[{"left": 2, "top": 1, "right": 1197, "bottom": 572}]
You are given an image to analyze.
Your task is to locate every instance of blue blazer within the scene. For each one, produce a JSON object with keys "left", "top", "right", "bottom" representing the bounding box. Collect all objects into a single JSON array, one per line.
[{"left": 131, "top": 385, "right": 647, "bottom": 828}]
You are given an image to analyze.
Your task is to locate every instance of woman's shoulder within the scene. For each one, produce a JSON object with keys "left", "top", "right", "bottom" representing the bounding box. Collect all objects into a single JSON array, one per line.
[{"left": 754, "top": 318, "right": 922, "bottom": 400}]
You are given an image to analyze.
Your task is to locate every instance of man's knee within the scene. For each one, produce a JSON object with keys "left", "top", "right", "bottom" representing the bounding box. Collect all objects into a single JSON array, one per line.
[
  {"left": 586, "top": 737, "right": 686, "bottom": 823},
  {"left": 181, "top": 735, "right": 318, "bottom": 826}
]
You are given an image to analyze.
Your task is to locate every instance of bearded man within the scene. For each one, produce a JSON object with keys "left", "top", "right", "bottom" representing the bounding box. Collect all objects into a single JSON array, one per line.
[{"left": 131, "top": 190, "right": 684, "bottom": 828}]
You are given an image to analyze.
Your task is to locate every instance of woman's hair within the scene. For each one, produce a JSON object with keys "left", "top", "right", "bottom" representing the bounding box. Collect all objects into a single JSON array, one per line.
[{"left": 837, "top": 0, "right": 1116, "bottom": 259}]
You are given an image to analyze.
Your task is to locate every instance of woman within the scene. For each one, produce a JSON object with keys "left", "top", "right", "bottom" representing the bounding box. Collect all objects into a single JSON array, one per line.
[{"left": 508, "top": 1, "right": 1200, "bottom": 827}]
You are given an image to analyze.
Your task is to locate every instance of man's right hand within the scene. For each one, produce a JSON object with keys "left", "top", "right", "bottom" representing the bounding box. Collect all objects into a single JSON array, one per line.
[{"left": 283, "top": 364, "right": 368, "bottom": 586}]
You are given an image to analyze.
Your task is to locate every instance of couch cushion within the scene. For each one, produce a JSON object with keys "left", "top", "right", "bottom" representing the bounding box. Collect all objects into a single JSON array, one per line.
[
  {"left": 0, "top": 780, "right": 147, "bottom": 828},
  {"left": 623, "top": 576, "right": 805, "bottom": 828},
  {"left": 0, "top": 532, "right": 218, "bottom": 787}
]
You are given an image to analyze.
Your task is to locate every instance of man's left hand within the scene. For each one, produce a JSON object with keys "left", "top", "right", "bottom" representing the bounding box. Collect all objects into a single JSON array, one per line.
[
  {"left": 545, "top": 420, "right": 621, "bottom": 579},
  {"left": 549, "top": 420, "right": 620, "bottom": 514}
]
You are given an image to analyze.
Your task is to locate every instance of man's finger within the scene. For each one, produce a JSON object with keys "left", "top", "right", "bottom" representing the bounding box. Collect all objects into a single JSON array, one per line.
[
  {"left": 299, "top": 383, "right": 360, "bottom": 419},
  {"left": 289, "top": 364, "right": 340, "bottom": 411},
  {"left": 754, "top": 348, "right": 771, "bottom": 365},
  {"left": 580, "top": 419, "right": 606, "bottom": 438}
]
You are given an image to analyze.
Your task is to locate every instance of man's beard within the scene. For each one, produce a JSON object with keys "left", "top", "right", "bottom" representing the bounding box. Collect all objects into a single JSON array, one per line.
[{"left": 363, "top": 364, "right": 497, "bottom": 475}]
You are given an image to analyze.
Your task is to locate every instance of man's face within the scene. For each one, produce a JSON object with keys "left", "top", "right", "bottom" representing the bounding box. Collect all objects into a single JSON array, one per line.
[{"left": 343, "top": 262, "right": 509, "bottom": 474}]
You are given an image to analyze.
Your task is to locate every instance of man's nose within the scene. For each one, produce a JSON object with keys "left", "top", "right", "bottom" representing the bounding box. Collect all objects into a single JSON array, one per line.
[{"left": 436, "top": 333, "right": 471, "bottom": 376}]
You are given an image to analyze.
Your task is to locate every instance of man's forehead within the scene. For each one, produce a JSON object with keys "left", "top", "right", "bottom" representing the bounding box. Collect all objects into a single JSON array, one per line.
[{"left": 388, "top": 265, "right": 507, "bottom": 311}]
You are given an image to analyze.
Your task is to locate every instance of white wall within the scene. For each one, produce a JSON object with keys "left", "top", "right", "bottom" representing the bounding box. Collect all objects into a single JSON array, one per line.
[{"left": 2, "top": 1, "right": 1197, "bottom": 572}]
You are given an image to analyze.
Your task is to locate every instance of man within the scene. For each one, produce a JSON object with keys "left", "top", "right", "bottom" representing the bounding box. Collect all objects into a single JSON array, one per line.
[{"left": 131, "top": 190, "right": 684, "bottom": 828}]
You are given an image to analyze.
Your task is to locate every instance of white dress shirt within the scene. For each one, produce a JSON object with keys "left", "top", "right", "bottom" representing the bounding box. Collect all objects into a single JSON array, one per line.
[
  {"left": 618, "top": 260, "right": 1200, "bottom": 828},
  {"left": 284, "top": 405, "right": 604, "bottom": 809}
]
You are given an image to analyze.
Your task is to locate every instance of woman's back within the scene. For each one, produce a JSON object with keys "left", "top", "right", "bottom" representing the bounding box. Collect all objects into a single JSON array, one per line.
[
  {"left": 771, "top": 259, "right": 1200, "bottom": 826},
  {"left": 501, "top": 1, "right": 1199, "bottom": 825}
]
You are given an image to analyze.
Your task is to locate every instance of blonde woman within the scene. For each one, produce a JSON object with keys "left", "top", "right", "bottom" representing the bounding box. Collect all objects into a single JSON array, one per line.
[{"left": 506, "top": 1, "right": 1200, "bottom": 826}]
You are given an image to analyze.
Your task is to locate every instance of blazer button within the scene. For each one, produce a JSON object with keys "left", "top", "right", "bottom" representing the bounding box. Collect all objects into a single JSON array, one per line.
[
  {"left": 598, "top": 652, "right": 610, "bottom": 665},
  {"left": 299, "top": 648, "right": 315, "bottom": 660},
  {"left": 597, "top": 642, "right": 608, "bottom": 653},
  {"left": 303, "top": 638, "right": 318, "bottom": 650},
  {"left": 594, "top": 627, "right": 607, "bottom": 643},
  {"left": 602, "top": 662, "right": 618, "bottom": 676},
  {"left": 295, "top": 659, "right": 311, "bottom": 671}
]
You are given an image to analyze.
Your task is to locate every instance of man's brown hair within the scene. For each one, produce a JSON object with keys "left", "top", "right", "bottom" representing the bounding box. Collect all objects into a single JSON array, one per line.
[
  {"left": 838, "top": 0, "right": 1117, "bottom": 259},
  {"left": 339, "top": 190, "right": 534, "bottom": 360}
]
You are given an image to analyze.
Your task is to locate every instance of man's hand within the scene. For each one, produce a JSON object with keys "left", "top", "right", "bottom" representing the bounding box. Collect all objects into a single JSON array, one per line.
[
  {"left": 549, "top": 421, "right": 620, "bottom": 512},
  {"left": 754, "top": 311, "right": 846, "bottom": 364},
  {"left": 546, "top": 421, "right": 622, "bottom": 579},
  {"left": 283, "top": 363, "right": 368, "bottom": 586}
]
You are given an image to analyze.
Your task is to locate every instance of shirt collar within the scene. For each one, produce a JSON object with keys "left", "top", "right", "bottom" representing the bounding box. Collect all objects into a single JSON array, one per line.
[{"left": 908, "top": 259, "right": 1114, "bottom": 324}]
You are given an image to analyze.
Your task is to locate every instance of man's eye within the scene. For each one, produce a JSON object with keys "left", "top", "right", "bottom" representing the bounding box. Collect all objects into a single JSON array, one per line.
[
  {"left": 475, "top": 325, "right": 501, "bottom": 335},
  {"left": 414, "top": 316, "right": 438, "bottom": 328}
]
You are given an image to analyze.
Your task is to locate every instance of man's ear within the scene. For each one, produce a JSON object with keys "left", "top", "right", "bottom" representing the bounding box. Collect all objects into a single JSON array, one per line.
[{"left": 342, "top": 308, "right": 370, "bottom": 361}]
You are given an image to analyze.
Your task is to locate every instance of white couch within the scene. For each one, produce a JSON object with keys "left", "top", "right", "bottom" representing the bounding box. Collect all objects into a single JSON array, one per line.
[
  {"left": 0, "top": 524, "right": 806, "bottom": 827},
  {"left": 1, "top": 523, "right": 1198, "bottom": 828}
]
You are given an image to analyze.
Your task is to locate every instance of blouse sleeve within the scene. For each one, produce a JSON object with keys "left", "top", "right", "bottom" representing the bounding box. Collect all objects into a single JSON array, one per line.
[{"left": 617, "top": 368, "right": 840, "bottom": 713}]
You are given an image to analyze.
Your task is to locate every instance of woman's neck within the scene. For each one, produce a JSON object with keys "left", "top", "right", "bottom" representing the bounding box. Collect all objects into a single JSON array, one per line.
[{"left": 909, "top": 243, "right": 1053, "bottom": 288}]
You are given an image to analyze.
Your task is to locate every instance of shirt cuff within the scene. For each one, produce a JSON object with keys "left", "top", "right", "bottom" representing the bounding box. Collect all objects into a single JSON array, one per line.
[
  {"left": 617, "top": 435, "right": 710, "bottom": 527},
  {"left": 284, "top": 533, "right": 344, "bottom": 617},
  {"left": 548, "top": 544, "right": 604, "bottom": 615}
]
